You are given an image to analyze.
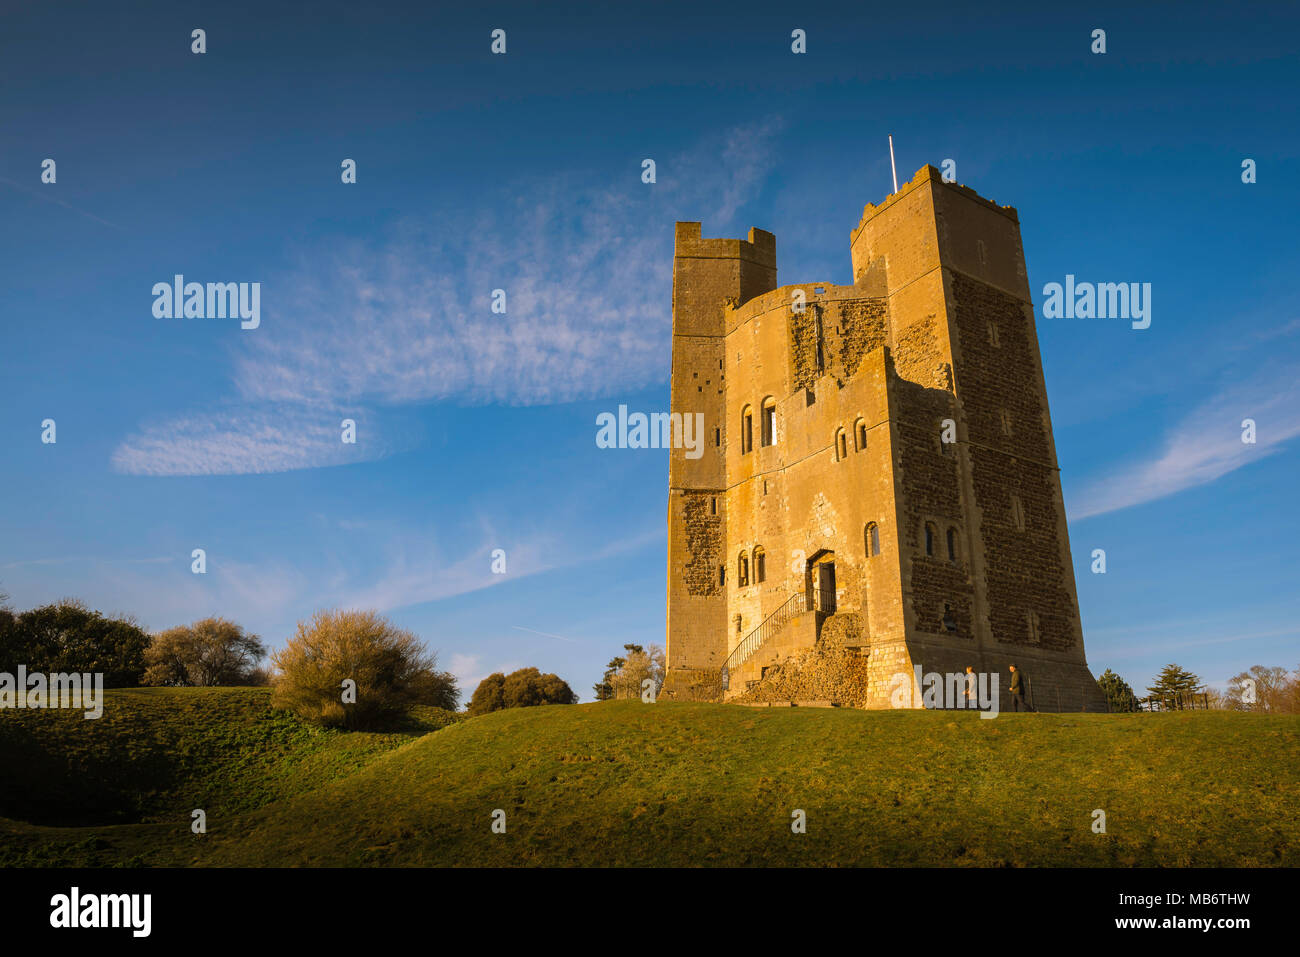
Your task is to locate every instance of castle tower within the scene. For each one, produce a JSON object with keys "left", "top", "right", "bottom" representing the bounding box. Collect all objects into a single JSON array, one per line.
[
  {"left": 663, "top": 223, "right": 777, "bottom": 698},
  {"left": 662, "top": 166, "right": 1105, "bottom": 712}
]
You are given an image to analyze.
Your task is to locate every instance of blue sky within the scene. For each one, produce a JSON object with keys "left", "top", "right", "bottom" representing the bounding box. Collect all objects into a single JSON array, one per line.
[{"left": 2, "top": 1, "right": 1297, "bottom": 700}]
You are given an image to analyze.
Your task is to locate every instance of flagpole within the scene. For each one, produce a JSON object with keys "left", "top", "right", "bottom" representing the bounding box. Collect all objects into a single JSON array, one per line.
[{"left": 888, "top": 134, "right": 898, "bottom": 193}]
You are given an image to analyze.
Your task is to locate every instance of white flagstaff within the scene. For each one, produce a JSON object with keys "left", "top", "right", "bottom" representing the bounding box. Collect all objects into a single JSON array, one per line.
[{"left": 888, "top": 134, "right": 898, "bottom": 193}]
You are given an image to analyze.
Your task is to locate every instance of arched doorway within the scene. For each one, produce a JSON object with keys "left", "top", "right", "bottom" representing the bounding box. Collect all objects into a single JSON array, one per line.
[{"left": 806, "top": 549, "right": 837, "bottom": 614}]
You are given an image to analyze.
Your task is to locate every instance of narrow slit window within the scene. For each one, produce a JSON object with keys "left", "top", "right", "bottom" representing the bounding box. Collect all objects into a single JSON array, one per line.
[
  {"left": 1011, "top": 494, "right": 1026, "bottom": 531},
  {"left": 761, "top": 398, "right": 776, "bottom": 447}
]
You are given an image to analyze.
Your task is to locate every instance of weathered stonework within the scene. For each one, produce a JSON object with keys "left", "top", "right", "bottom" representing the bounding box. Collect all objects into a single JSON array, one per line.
[{"left": 662, "top": 166, "right": 1106, "bottom": 712}]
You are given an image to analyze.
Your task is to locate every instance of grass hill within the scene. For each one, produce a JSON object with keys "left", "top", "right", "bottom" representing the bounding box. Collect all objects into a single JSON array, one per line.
[{"left": 1, "top": 688, "right": 1296, "bottom": 867}]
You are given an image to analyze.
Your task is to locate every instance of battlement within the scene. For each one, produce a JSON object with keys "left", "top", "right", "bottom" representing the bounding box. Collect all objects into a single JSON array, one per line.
[
  {"left": 851, "top": 165, "right": 1019, "bottom": 248},
  {"left": 674, "top": 222, "right": 777, "bottom": 268}
]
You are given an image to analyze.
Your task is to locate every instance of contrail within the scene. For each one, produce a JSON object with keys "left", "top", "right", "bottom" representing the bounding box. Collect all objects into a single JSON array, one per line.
[
  {"left": 0, "top": 176, "right": 124, "bottom": 230},
  {"left": 511, "top": 626, "right": 579, "bottom": 644}
]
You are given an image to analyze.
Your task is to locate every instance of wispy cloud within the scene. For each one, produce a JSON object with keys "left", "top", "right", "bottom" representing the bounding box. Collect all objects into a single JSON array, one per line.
[
  {"left": 1071, "top": 360, "right": 1300, "bottom": 519},
  {"left": 0, "top": 555, "right": 174, "bottom": 569},
  {"left": 108, "top": 119, "right": 784, "bottom": 476},
  {"left": 446, "top": 653, "right": 486, "bottom": 690},
  {"left": 111, "top": 405, "right": 402, "bottom": 477}
]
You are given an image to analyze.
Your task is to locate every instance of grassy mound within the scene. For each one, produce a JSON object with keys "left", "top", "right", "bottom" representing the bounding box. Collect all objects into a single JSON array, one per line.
[
  {"left": 2, "top": 692, "right": 1296, "bottom": 867},
  {"left": 0, "top": 687, "right": 457, "bottom": 826}
]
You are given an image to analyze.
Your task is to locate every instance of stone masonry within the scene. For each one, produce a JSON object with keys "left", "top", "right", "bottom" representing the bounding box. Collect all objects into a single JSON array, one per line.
[{"left": 662, "top": 165, "right": 1107, "bottom": 712}]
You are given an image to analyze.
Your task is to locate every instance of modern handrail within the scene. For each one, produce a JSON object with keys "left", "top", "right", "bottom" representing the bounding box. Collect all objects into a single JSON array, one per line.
[{"left": 723, "top": 592, "right": 806, "bottom": 673}]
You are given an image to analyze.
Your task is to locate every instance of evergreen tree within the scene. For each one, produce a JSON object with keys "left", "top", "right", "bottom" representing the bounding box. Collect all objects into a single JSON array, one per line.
[
  {"left": 1097, "top": 668, "right": 1136, "bottom": 712},
  {"left": 1146, "top": 663, "right": 1203, "bottom": 709}
]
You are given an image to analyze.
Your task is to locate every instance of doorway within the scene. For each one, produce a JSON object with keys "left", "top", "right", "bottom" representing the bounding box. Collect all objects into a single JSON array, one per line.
[
  {"left": 806, "top": 550, "right": 837, "bottom": 614},
  {"left": 817, "top": 561, "right": 837, "bottom": 613}
]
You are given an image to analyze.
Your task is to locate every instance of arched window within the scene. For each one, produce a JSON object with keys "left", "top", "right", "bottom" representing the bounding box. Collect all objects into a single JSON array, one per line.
[
  {"left": 924, "top": 522, "right": 937, "bottom": 557},
  {"left": 738, "top": 552, "right": 749, "bottom": 587},
  {"left": 835, "top": 428, "right": 848, "bottom": 461},
  {"left": 1027, "top": 610, "right": 1041, "bottom": 643},
  {"left": 761, "top": 397, "right": 777, "bottom": 447},
  {"left": 946, "top": 527, "right": 958, "bottom": 562},
  {"left": 1000, "top": 409, "right": 1013, "bottom": 436},
  {"left": 865, "top": 522, "right": 881, "bottom": 557},
  {"left": 753, "top": 546, "right": 766, "bottom": 583},
  {"left": 855, "top": 417, "right": 868, "bottom": 452},
  {"left": 718, "top": 564, "right": 725, "bottom": 586},
  {"left": 741, "top": 406, "right": 753, "bottom": 454},
  {"left": 1010, "top": 494, "right": 1026, "bottom": 531}
]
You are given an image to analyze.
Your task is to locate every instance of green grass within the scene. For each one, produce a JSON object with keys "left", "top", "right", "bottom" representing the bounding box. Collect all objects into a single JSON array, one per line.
[
  {"left": 1, "top": 690, "right": 1296, "bottom": 866},
  {"left": 0, "top": 687, "right": 457, "bottom": 827}
]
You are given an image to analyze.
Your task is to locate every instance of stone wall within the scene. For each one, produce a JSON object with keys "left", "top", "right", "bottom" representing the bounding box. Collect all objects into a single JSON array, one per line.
[{"left": 666, "top": 167, "right": 1106, "bottom": 712}]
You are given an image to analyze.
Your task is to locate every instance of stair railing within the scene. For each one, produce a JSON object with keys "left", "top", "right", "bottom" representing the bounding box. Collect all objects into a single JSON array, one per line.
[{"left": 723, "top": 592, "right": 807, "bottom": 673}]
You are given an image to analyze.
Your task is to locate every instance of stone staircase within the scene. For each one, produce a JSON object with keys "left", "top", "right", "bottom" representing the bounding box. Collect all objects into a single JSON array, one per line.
[{"left": 722, "top": 595, "right": 827, "bottom": 697}]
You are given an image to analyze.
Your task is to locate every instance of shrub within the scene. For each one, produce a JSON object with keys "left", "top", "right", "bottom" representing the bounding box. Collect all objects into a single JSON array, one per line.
[
  {"left": 606, "top": 644, "right": 665, "bottom": 700},
  {"left": 0, "top": 599, "right": 149, "bottom": 687},
  {"left": 143, "top": 617, "right": 267, "bottom": 687},
  {"left": 271, "top": 609, "right": 458, "bottom": 730},
  {"left": 469, "top": 667, "right": 577, "bottom": 716}
]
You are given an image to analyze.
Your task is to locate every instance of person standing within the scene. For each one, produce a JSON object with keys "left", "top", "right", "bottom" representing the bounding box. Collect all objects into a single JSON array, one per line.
[
  {"left": 964, "top": 665, "right": 977, "bottom": 709},
  {"left": 1009, "top": 663, "right": 1029, "bottom": 712}
]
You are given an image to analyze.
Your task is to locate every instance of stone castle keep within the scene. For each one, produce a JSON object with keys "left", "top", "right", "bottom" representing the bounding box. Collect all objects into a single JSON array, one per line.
[{"left": 662, "top": 165, "right": 1106, "bottom": 711}]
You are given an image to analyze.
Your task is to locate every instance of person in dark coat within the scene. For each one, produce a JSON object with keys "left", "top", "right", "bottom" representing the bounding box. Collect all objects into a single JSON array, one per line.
[{"left": 1008, "top": 663, "right": 1030, "bottom": 712}]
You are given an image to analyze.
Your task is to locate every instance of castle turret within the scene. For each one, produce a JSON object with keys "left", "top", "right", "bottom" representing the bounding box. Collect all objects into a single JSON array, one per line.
[{"left": 663, "top": 224, "right": 776, "bottom": 696}]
